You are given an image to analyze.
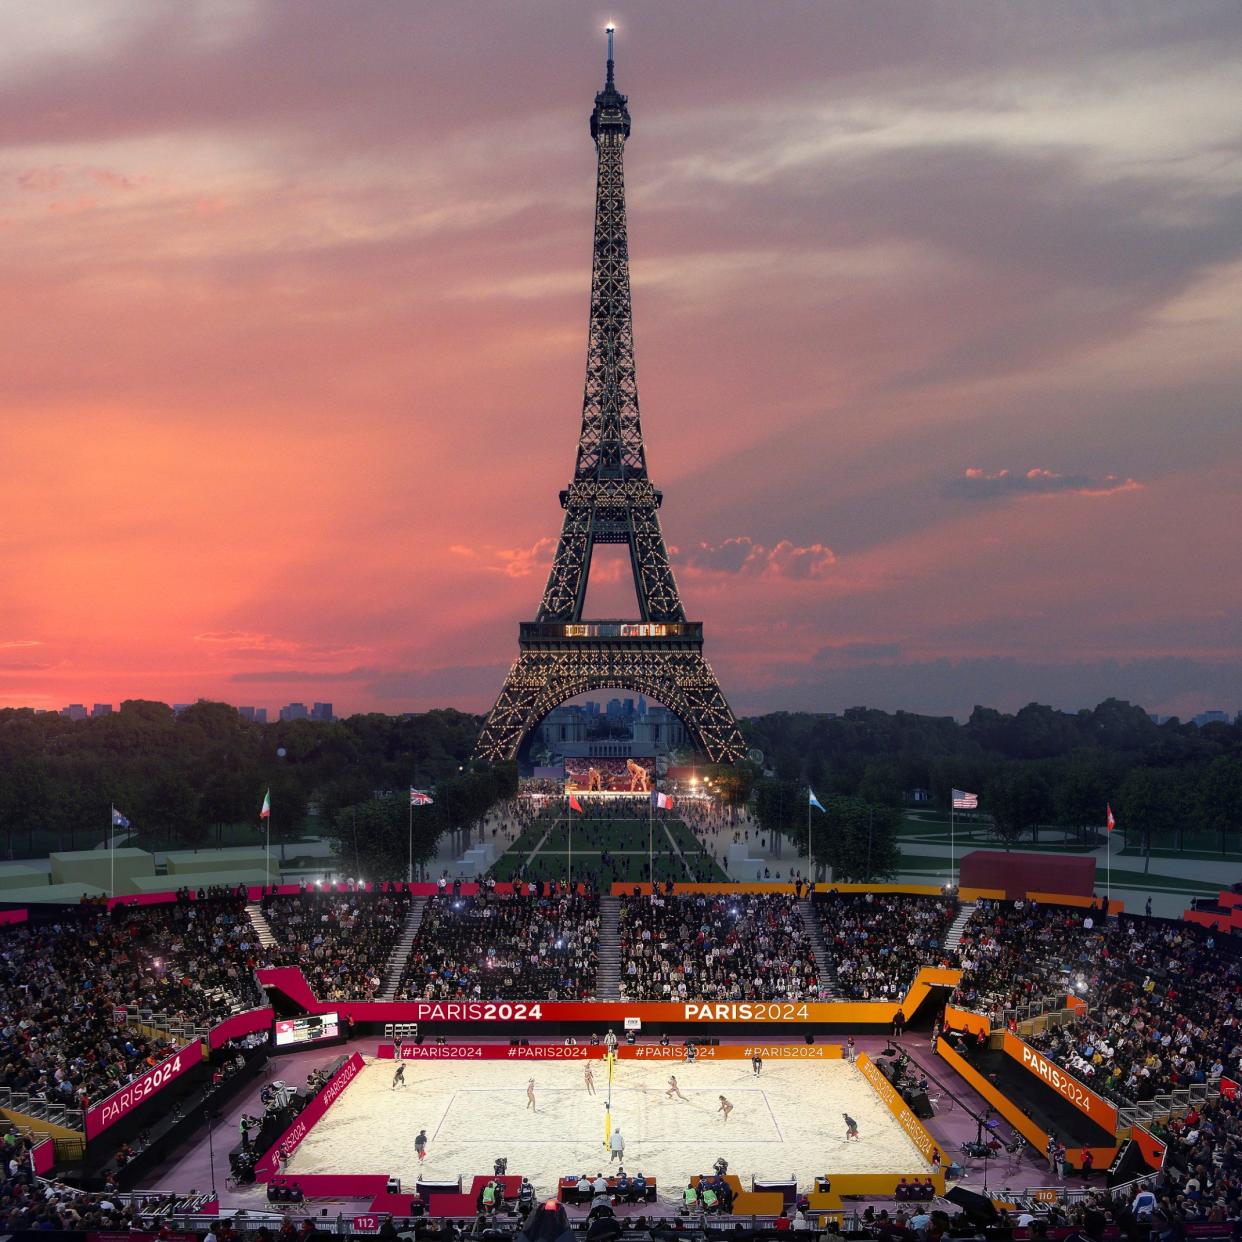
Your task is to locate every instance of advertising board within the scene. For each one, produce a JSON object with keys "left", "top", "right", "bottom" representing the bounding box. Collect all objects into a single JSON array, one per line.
[
  {"left": 255, "top": 965, "right": 959, "bottom": 1026},
  {"left": 254, "top": 1051, "right": 365, "bottom": 1181},
  {"left": 1001, "top": 1031, "right": 1118, "bottom": 1134},
  {"left": 855, "top": 1053, "right": 944, "bottom": 1172},
  {"left": 378, "top": 1041, "right": 844, "bottom": 1061},
  {"left": 84, "top": 1043, "right": 203, "bottom": 1139}
]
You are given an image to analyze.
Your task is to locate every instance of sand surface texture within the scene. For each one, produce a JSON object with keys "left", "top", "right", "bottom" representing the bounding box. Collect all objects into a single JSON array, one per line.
[{"left": 288, "top": 1056, "right": 932, "bottom": 1201}]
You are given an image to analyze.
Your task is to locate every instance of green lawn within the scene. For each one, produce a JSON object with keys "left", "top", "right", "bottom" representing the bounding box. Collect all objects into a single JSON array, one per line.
[
  {"left": 492, "top": 851, "right": 726, "bottom": 884},
  {"left": 491, "top": 815, "right": 727, "bottom": 886}
]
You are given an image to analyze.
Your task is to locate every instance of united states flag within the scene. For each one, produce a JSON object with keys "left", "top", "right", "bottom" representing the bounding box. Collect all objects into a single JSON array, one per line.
[{"left": 952, "top": 788, "right": 978, "bottom": 810}]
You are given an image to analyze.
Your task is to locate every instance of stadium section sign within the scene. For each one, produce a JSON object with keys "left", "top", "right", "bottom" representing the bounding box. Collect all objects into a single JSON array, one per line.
[
  {"left": 1002, "top": 1031, "right": 1118, "bottom": 1133},
  {"left": 85, "top": 1043, "right": 203, "bottom": 1139}
]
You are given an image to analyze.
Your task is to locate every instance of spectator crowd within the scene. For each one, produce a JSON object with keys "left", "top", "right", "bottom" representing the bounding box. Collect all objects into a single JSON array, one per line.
[
  {"left": 399, "top": 888, "right": 599, "bottom": 1001},
  {"left": 261, "top": 889, "right": 412, "bottom": 1002},
  {"left": 617, "top": 892, "right": 818, "bottom": 1001},
  {"left": 816, "top": 892, "right": 959, "bottom": 1001},
  {"left": 0, "top": 890, "right": 263, "bottom": 1112},
  {"left": 1020, "top": 914, "right": 1240, "bottom": 1105}
]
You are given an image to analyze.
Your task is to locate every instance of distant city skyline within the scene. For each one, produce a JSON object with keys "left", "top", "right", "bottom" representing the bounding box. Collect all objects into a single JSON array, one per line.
[
  {"left": 31, "top": 694, "right": 1242, "bottom": 730},
  {"left": 2, "top": 5, "right": 1240, "bottom": 721}
]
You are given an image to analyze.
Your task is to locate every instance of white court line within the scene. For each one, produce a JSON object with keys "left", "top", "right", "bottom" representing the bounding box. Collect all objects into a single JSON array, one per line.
[
  {"left": 761, "top": 1091, "right": 784, "bottom": 1142},
  {"left": 435, "top": 1088, "right": 786, "bottom": 1144},
  {"left": 430, "top": 1093, "right": 456, "bottom": 1143}
]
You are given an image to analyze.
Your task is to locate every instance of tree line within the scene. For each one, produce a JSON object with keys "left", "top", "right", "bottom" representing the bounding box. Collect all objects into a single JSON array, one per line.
[
  {"left": 2, "top": 695, "right": 1239, "bottom": 870},
  {"left": 0, "top": 700, "right": 502, "bottom": 863},
  {"left": 744, "top": 698, "right": 1242, "bottom": 856}
]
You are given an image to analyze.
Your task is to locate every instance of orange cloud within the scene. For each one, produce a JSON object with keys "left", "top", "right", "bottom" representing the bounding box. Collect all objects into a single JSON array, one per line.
[{"left": 949, "top": 467, "right": 1142, "bottom": 500}]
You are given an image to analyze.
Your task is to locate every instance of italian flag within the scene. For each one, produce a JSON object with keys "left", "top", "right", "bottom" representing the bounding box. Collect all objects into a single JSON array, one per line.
[{"left": 260, "top": 790, "right": 271, "bottom": 820}]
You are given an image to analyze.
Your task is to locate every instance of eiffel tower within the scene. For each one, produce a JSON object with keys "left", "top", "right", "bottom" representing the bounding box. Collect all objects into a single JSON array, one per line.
[{"left": 474, "top": 29, "right": 745, "bottom": 765}]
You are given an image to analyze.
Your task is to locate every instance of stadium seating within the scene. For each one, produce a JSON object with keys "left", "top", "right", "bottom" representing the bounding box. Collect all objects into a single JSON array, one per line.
[
  {"left": 616, "top": 892, "right": 817, "bottom": 1001},
  {"left": 815, "top": 892, "right": 959, "bottom": 1000},
  {"left": 0, "top": 891, "right": 262, "bottom": 1112},
  {"left": 397, "top": 889, "right": 599, "bottom": 1001},
  {"left": 1019, "top": 914, "right": 1239, "bottom": 1105},
  {"left": 260, "top": 888, "right": 412, "bottom": 1002},
  {"left": 953, "top": 898, "right": 1100, "bottom": 1015},
  {"left": 954, "top": 899, "right": 1242, "bottom": 1110}
]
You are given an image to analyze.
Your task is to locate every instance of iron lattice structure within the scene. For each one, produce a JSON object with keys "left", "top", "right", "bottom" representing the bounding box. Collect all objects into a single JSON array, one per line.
[{"left": 474, "top": 37, "right": 745, "bottom": 765}]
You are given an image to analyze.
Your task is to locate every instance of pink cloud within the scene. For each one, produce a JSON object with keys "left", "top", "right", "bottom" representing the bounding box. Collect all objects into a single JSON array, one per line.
[
  {"left": 452, "top": 537, "right": 558, "bottom": 579},
  {"left": 949, "top": 467, "right": 1142, "bottom": 500},
  {"left": 676, "top": 536, "right": 836, "bottom": 580}
]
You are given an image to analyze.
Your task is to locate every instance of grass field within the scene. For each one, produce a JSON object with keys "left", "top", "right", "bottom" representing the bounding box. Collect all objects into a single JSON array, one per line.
[{"left": 490, "top": 816, "right": 728, "bottom": 885}]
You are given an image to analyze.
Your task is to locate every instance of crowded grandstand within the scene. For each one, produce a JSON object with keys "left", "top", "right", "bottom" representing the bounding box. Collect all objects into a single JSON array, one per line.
[{"left": 0, "top": 869, "right": 1237, "bottom": 1241}]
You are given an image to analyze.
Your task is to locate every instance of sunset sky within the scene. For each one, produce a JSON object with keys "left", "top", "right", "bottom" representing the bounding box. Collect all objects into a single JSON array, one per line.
[{"left": 2, "top": 2, "right": 1241, "bottom": 722}]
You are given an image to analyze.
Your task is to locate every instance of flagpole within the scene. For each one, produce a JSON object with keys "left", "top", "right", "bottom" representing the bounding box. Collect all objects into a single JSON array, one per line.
[
  {"left": 408, "top": 800, "right": 414, "bottom": 885},
  {"left": 648, "top": 794, "right": 654, "bottom": 888},
  {"left": 568, "top": 802, "right": 573, "bottom": 889},
  {"left": 109, "top": 804, "right": 115, "bottom": 900},
  {"left": 807, "top": 793, "right": 812, "bottom": 884},
  {"left": 266, "top": 796, "right": 271, "bottom": 889},
  {"left": 1106, "top": 822, "right": 1111, "bottom": 907},
  {"left": 950, "top": 800, "right": 955, "bottom": 889}
]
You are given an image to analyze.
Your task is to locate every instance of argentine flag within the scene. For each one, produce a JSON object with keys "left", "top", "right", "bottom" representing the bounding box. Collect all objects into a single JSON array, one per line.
[{"left": 808, "top": 789, "right": 826, "bottom": 813}]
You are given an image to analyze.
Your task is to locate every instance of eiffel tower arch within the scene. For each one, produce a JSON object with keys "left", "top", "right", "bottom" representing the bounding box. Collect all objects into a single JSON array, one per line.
[{"left": 474, "top": 31, "right": 745, "bottom": 766}]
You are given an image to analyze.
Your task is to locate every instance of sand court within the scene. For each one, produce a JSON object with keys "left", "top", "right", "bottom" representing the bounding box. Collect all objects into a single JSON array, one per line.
[{"left": 287, "top": 1055, "right": 933, "bottom": 1202}]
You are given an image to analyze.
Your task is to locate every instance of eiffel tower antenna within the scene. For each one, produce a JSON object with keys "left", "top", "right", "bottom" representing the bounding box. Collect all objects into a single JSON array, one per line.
[{"left": 474, "top": 30, "right": 745, "bottom": 765}]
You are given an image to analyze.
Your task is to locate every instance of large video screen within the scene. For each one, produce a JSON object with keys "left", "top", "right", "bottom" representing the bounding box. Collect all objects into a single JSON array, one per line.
[
  {"left": 274, "top": 1012, "right": 339, "bottom": 1047},
  {"left": 565, "top": 757, "right": 656, "bottom": 793}
]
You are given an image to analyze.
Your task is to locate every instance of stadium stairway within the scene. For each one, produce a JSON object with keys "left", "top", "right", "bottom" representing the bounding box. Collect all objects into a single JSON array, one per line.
[
  {"left": 245, "top": 902, "right": 277, "bottom": 951},
  {"left": 378, "top": 896, "right": 427, "bottom": 1001},
  {"left": 596, "top": 895, "right": 621, "bottom": 1000},
  {"left": 798, "top": 899, "right": 842, "bottom": 999},
  {"left": 944, "top": 902, "right": 976, "bottom": 952}
]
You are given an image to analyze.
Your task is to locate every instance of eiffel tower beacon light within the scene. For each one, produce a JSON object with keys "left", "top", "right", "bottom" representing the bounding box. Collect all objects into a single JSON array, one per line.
[{"left": 473, "top": 28, "right": 746, "bottom": 765}]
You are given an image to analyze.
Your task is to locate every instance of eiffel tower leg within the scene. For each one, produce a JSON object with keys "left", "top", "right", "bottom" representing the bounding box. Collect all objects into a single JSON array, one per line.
[
  {"left": 537, "top": 510, "right": 593, "bottom": 622},
  {"left": 474, "top": 648, "right": 746, "bottom": 765},
  {"left": 474, "top": 655, "right": 548, "bottom": 763}
]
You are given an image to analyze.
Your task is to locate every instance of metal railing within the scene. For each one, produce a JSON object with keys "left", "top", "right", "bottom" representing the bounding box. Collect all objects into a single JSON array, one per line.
[
  {"left": 0, "top": 1086, "right": 84, "bottom": 1132},
  {"left": 1117, "top": 1080, "right": 1211, "bottom": 1129}
]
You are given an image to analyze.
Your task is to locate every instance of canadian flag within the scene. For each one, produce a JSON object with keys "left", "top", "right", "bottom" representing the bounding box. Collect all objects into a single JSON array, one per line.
[
  {"left": 1106, "top": 804, "right": 1116, "bottom": 833},
  {"left": 654, "top": 792, "right": 674, "bottom": 811}
]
